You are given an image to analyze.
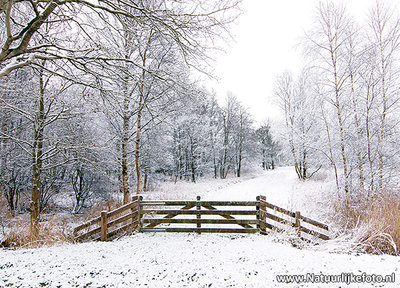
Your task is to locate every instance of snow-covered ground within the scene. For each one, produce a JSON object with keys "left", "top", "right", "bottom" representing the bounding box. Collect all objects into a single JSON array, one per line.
[
  {"left": 1, "top": 233, "right": 399, "bottom": 288},
  {"left": 1, "top": 167, "right": 399, "bottom": 287}
]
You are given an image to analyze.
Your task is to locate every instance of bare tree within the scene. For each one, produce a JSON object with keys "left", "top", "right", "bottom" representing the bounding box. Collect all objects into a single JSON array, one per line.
[
  {"left": 256, "top": 123, "right": 278, "bottom": 170},
  {"left": 275, "top": 70, "right": 321, "bottom": 180},
  {"left": 367, "top": 1, "right": 400, "bottom": 191},
  {"left": 0, "top": 0, "right": 241, "bottom": 77},
  {"left": 305, "top": 2, "right": 352, "bottom": 191}
]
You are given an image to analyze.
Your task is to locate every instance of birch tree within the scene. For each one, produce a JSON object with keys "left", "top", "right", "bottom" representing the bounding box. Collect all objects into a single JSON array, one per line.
[
  {"left": 367, "top": 1, "right": 400, "bottom": 191},
  {"left": 305, "top": 2, "right": 352, "bottom": 190}
]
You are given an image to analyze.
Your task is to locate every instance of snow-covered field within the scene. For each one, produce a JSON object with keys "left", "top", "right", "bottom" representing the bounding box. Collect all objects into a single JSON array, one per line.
[
  {"left": 1, "top": 167, "right": 399, "bottom": 287},
  {"left": 2, "top": 233, "right": 399, "bottom": 288}
]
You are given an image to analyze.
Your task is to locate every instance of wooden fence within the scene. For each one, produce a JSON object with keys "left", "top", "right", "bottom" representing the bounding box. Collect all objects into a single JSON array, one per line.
[
  {"left": 74, "top": 195, "right": 329, "bottom": 241},
  {"left": 74, "top": 196, "right": 140, "bottom": 242},
  {"left": 257, "top": 196, "right": 329, "bottom": 240}
]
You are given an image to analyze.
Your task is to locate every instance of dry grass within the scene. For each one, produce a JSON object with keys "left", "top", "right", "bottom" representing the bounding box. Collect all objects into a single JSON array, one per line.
[
  {"left": 1, "top": 215, "right": 74, "bottom": 248},
  {"left": 331, "top": 192, "right": 400, "bottom": 256},
  {"left": 0, "top": 196, "right": 66, "bottom": 249}
]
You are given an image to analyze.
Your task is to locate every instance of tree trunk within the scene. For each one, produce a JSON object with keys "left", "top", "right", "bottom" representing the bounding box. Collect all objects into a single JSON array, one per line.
[
  {"left": 321, "top": 104, "right": 340, "bottom": 195},
  {"left": 221, "top": 116, "right": 229, "bottom": 179},
  {"left": 135, "top": 31, "right": 152, "bottom": 195},
  {"left": 377, "top": 57, "right": 387, "bottom": 191},
  {"left": 0, "top": 116, "right": 8, "bottom": 199},
  {"left": 0, "top": 77, "right": 9, "bottom": 198},
  {"left": 302, "top": 150, "right": 307, "bottom": 180},
  {"left": 331, "top": 50, "right": 350, "bottom": 193},
  {"left": 237, "top": 152, "right": 242, "bottom": 177},
  {"left": 135, "top": 80, "right": 144, "bottom": 195},
  {"left": 121, "top": 74, "right": 130, "bottom": 204},
  {"left": 366, "top": 83, "right": 375, "bottom": 195},
  {"left": 143, "top": 165, "right": 148, "bottom": 191},
  {"left": 31, "top": 72, "right": 45, "bottom": 239}
]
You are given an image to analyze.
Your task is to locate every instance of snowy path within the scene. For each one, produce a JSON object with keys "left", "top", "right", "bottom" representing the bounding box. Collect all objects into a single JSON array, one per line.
[
  {"left": 204, "top": 167, "right": 298, "bottom": 205},
  {"left": 1, "top": 168, "right": 399, "bottom": 287}
]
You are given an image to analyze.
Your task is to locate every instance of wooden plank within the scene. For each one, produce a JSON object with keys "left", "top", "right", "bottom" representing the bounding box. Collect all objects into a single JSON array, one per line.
[
  {"left": 94, "top": 220, "right": 139, "bottom": 241},
  {"left": 300, "top": 226, "right": 330, "bottom": 240},
  {"left": 140, "top": 201, "right": 258, "bottom": 206},
  {"left": 74, "top": 226, "right": 101, "bottom": 241},
  {"left": 259, "top": 220, "right": 275, "bottom": 230},
  {"left": 107, "top": 211, "right": 138, "bottom": 229},
  {"left": 201, "top": 201, "right": 258, "bottom": 206},
  {"left": 107, "top": 221, "right": 139, "bottom": 239},
  {"left": 141, "top": 227, "right": 258, "bottom": 233},
  {"left": 140, "top": 201, "right": 196, "bottom": 206},
  {"left": 73, "top": 216, "right": 101, "bottom": 234},
  {"left": 107, "top": 200, "right": 138, "bottom": 218},
  {"left": 142, "top": 204, "right": 195, "bottom": 229},
  {"left": 259, "top": 220, "right": 287, "bottom": 233},
  {"left": 142, "top": 219, "right": 258, "bottom": 225},
  {"left": 260, "top": 209, "right": 295, "bottom": 227},
  {"left": 301, "top": 216, "right": 329, "bottom": 231},
  {"left": 261, "top": 200, "right": 296, "bottom": 218},
  {"left": 202, "top": 204, "right": 254, "bottom": 229},
  {"left": 140, "top": 209, "right": 258, "bottom": 215}
]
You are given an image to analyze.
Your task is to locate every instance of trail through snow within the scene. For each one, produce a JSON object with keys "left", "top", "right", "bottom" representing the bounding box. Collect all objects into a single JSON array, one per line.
[
  {"left": 204, "top": 167, "right": 298, "bottom": 204},
  {"left": 1, "top": 168, "right": 399, "bottom": 287}
]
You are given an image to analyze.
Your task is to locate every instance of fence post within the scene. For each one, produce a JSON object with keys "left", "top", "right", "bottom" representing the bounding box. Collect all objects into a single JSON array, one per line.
[
  {"left": 256, "top": 196, "right": 260, "bottom": 232},
  {"left": 295, "top": 211, "right": 301, "bottom": 238},
  {"left": 259, "top": 195, "right": 267, "bottom": 235},
  {"left": 196, "top": 196, "right": 201, "bottom": 234},
  {"left": 101, "top": 211, "right": 108, "bottom": 241},
  {"left": 131, "top": 195, "right": 139, "bottom": 230},
  {"left": 138, "top": 195, "right": 143, "bottom": 231}
]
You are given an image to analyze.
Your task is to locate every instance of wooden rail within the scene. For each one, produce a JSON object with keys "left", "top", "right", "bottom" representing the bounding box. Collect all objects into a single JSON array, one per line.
[
  {"left": 74, "top": 196, "right": 140, "bottom": 242},
  {"left": 73, "top": 194, "right": 329, "bottom": 242}
]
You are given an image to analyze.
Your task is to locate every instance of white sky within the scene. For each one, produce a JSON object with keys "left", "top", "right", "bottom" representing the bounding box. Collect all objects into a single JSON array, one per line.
[{"left": 209, "top": 0, "right": 389, "bottom": 124}]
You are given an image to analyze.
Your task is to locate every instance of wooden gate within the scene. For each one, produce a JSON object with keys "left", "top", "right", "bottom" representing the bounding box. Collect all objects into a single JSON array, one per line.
[
  {"left": 73, "top": 195, "right": 329, "bottom": 242},
  {"left": 140, "top": 195, "right": 329, "bottom": 241},
  {"left": 140, "top": 196, "right": 259, "bottom": 234}
]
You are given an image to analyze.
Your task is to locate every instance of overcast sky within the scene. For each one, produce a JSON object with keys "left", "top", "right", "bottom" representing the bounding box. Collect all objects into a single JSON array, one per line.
[{"left": 209, "top": 0, "right": 390, "bottom": 124}]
